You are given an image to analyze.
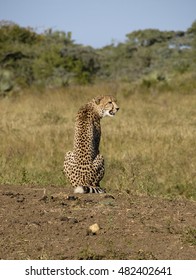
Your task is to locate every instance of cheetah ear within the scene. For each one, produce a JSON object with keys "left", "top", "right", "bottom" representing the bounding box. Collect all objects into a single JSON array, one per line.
[{"left": 94, "top": 96, "right": 102, "bottom": 105}]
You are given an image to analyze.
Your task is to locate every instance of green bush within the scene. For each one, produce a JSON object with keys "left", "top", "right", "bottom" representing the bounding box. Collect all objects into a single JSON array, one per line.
[
  {"left": 0, "top": 20, "right": 195, "bottom": 91},
  {"left": 0, "top": 69, "right": 14, "bottom": 94}
]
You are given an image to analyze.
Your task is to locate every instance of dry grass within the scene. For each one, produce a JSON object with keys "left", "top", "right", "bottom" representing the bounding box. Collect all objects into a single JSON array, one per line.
[{"left": 0, "top": 83, "right": 195, "bottom": 200}]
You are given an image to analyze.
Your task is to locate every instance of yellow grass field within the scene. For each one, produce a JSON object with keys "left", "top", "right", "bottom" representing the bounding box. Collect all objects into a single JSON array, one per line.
[{"left": 0, "top": 83, "right": 195, "bottom": 200}]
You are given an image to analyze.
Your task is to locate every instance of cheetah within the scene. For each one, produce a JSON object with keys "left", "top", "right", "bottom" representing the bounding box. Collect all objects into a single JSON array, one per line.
[{"left": 64, "top": 95, "right": 119, "bottom": 193}]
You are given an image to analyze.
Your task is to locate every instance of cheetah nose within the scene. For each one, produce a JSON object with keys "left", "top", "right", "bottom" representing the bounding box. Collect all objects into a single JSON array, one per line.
[{"left": 116, "top": 107, "right": 119, "bottom": 111}]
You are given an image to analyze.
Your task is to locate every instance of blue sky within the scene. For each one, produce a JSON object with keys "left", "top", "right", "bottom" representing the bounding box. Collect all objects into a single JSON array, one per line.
[{"left": 0, "top": 0, "right": 195, "bottom": 48}]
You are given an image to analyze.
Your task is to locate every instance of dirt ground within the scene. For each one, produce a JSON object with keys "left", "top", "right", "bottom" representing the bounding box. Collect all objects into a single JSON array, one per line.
[{"left": 0, "top": 184, "right": 195, "bottom": 260}]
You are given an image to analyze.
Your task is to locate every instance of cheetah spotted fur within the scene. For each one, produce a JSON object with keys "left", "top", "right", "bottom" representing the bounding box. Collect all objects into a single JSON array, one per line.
[{"left": 63, "top": 95, "right": 119, "bottom": 193}]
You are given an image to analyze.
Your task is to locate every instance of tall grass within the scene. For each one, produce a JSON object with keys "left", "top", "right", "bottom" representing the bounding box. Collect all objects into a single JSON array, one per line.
[{"left": 0, "top": 83, "right": 195, "bottom": 200}]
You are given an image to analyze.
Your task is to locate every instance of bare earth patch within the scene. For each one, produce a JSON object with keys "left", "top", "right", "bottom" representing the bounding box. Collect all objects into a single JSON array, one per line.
[{"left": 0, "top": 185, "right": 195, "bottom": 260}]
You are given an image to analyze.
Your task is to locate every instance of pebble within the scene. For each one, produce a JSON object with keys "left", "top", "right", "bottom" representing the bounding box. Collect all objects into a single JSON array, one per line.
[{"left": 88, "top": 223, "right": 100, "bottom": 235}]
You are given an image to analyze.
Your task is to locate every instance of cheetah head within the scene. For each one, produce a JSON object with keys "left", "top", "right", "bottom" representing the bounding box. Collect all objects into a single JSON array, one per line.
[{"left": 93, "top": 95, "right": 119, "bottom": 118}]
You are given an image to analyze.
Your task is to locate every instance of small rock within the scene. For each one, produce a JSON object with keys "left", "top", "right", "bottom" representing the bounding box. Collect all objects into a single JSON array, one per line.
[
  {"left": 17, "top": 196, "right": 25, "bottom": 203},
  {"left": 69, "top": 218, "right": 78, "bottom": 224},
  {"left": 67, "top": 196, "right": 78, "bottom": 201},
  {"left": 104, "top": 194, "right": 115, "bottom": 199},
  {"left": 39, "top": 195, "right": 48, "bottom": 202},
  {"left": 60, "top": 216, "right": 78, "bottom": 224},
  {"left": 60, "top": 216, "right": 69, "bottom": 222},
  {"left": 61, "top": 202, "right": 68, "bottom": 206},
  {"left": 2, "top": 191, "right": 15, "bottom": 196},
  {"left": 88, "top": 223, "right": 100, "bottom": 235}
]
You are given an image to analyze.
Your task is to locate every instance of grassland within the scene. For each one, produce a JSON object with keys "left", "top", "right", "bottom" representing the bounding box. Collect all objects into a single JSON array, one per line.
[{"left": 0, "top": 82, "right": 195, "bottom": 200}]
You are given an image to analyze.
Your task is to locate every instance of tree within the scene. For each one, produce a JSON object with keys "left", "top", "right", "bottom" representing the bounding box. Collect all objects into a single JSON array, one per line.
[{"left": 126, "top": 29, "right": 175, "bottom": 47}]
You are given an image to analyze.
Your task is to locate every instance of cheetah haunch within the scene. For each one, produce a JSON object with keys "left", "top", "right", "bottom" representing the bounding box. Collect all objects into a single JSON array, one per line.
[{"left": 64, "top": 95, "right": 119, "bottom": 193}]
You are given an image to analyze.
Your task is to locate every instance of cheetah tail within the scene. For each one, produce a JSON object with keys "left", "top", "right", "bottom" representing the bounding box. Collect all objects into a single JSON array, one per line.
[{"left": 74, "top": 186, "right": 106, "bottom": 194}]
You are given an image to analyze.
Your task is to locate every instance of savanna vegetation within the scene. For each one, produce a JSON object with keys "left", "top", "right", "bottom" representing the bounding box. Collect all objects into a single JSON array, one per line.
[
  {"left": 0, "top": 20, "right": 196, "bottom": 92},
  {"left": 0, "top": 20, "right": 196, "bottom": 201}
]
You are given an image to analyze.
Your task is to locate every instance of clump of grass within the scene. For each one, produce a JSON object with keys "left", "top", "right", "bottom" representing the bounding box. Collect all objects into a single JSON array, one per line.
[
  {"left": 0, "top": 83, "right": 195, "bottom": 200},
  {"left": 182, "top": 228, "right": 196, "bottom": 246},
  {"left": 78, "top": 247, "right": 104, "bottom": 260}
]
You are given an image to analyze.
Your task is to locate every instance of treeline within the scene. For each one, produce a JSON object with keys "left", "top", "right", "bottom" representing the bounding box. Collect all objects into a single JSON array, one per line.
[{"left": 0, "top": 20, "right": 195, "bottom": 94}]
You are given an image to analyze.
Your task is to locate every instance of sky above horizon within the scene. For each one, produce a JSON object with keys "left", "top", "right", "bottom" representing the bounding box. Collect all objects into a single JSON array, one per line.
[{"left": 0, "top": 0, "right": 195, "bottom": 48}]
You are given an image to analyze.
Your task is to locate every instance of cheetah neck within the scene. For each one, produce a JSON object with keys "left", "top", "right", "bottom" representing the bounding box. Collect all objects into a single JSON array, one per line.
[{"left": 73, "top": 105, "right": 101, "bottom": 162}]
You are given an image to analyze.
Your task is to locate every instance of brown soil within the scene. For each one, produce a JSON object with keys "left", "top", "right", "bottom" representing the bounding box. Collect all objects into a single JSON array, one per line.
[{"left": 0, "top": 185, "right": 195, "bottom": 260}]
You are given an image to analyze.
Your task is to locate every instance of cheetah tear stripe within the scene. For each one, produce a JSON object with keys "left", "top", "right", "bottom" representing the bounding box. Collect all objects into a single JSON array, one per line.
[{"left": 74, "top": 186, "right": 106, "bottom": 194}]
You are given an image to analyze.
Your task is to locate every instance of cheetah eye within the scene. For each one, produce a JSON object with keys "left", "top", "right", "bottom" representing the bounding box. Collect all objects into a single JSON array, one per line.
[{"left": 108, "top": 101, "right": 112, "bottom": 104}]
